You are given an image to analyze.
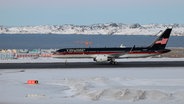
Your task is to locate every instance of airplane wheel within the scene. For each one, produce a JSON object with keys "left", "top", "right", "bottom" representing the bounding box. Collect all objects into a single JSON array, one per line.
[
  {"left": 110, "top": 61, "right": 118, "bottom": 65},
  {"left": 114, "top": 61, "right": 118, "bottom": 65}
]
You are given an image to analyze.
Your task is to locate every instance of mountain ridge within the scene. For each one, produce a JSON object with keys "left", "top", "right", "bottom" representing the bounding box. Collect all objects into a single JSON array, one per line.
[{"left": 0, "top": 23, "right": 184, "bottom": 36}]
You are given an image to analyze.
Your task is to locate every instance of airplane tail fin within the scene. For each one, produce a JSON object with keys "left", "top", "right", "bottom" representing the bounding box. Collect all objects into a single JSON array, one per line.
[{"left": 148, "top": 28, "right": 172, "bottom": 50}]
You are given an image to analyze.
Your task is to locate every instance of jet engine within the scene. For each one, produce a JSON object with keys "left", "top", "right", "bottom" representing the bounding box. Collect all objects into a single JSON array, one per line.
[{"left": 94, "top": 55, "right": 108, "bottom": 62}]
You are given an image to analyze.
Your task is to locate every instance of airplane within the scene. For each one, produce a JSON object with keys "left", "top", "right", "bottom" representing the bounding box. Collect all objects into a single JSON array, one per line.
[{"left": 52, "top": 28, "right": 172, "bottom": 64}]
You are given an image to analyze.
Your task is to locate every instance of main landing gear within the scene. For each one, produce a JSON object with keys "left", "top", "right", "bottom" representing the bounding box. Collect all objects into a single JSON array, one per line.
[
  {"left": 110, "top": 61, "right": 118, "bottom": 65},
  {"left": 109, "top": 58, "right": 118, "bottom": 65}
]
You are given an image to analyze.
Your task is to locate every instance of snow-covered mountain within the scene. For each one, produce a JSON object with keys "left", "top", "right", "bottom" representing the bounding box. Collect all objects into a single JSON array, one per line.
[{"left": 0, "top": 23, "right": 184, "bottom": 36}]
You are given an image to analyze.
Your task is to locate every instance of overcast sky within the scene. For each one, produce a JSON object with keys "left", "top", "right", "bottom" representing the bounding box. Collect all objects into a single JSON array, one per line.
[{"left": 0, "top": 0, "right": 184, "bottom": 26}]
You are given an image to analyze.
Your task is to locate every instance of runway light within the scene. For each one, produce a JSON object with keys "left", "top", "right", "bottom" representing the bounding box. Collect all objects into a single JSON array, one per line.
[{"left": 27, "top": 80, "right": 38, "bottom": 84}]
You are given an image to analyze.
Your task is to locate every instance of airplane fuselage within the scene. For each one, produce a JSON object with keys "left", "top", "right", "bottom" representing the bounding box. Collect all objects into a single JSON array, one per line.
[{"left": 53, "top": 47, "right": 170, "bottom": 59}]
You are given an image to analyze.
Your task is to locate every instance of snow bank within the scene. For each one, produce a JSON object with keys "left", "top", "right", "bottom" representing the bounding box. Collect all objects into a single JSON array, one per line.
[
  {"left": 45, "top": 77, "right": 184, "bottom": 102},
  {"left": 83, "top": 88, "right": 173, "bottom": 101}
]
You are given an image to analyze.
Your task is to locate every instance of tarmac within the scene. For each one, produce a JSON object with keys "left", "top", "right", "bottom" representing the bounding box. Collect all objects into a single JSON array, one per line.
[{"left": 0, "top": 61, "right": 184, "bottom": 69}]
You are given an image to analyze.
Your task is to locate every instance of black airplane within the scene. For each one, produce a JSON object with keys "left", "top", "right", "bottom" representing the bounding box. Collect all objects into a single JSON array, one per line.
[{"left": 53, "top": 28, "right": 172, "bottom": 64}]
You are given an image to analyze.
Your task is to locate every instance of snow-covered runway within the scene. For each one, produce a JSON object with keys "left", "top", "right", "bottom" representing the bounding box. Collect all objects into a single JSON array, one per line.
[{"left": 0, "top": 67, "right": 184, "bottom": 104}]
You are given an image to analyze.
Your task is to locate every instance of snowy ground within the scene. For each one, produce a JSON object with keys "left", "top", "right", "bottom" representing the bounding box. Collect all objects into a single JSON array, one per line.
[{"left": 0, "top": 67, "right": 184, "bottom": 104}]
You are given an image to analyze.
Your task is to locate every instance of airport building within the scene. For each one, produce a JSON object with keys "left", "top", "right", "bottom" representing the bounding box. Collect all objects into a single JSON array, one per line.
[{"left": 0, "top": 49, "right": 54, "bottom": 60}]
